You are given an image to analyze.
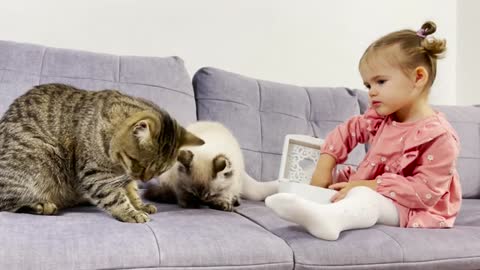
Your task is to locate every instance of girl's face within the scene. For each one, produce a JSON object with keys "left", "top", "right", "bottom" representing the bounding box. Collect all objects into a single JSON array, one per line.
[{"left": 359, "top": 47, "right": 425, "bottom": 121}]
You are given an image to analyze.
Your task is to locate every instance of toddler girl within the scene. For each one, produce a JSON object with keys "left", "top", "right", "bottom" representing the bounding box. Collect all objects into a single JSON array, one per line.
[{"left": 265, "top": 21, "right": 461, "bottom": 241}]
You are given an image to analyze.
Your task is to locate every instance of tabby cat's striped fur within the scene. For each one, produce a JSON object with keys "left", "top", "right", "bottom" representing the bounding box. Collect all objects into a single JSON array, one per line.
[{"left": 0, "top": 83, "right": 203, "bottom": 222}]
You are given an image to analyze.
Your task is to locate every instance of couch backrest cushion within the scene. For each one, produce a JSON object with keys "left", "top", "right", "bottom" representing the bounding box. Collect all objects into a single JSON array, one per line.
[
  {"left": 0, "top": 40, "right": 196, "bottom": 125},
  {"left": 193, "top": 67, "right": 366, "bottom": 181},
  {"left": 433, "top": 106, "right": 480, "bottom": 199}
]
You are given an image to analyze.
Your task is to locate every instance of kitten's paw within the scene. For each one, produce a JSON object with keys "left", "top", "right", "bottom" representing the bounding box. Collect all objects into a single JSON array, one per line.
[
  {"left": 115, "top": 210, "right": 151, "bottom": 223},
  {"left": 209, "top": 201, "right": 234, "bottom": 212},
  {"left": 33, "top": 202, "right": 58, "bottom": 215},
  {"left": 140, "top": 203, "right": 157, "bottom": 214}
]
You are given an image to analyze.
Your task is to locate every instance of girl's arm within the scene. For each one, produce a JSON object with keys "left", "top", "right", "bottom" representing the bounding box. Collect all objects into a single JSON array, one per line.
[
  {"left": 311, "top": 154, "right": 336, "bottom": 187},
  {"left": 311, "top": 108, "right": 384, "bottom": 187}
]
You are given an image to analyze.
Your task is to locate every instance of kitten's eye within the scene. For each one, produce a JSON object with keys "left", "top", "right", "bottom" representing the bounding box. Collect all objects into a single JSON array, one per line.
[
  {"left": 178, "top": 165, "right": 186, "bottom": 173},
  {"left": 224, "top": 171, "right": 233, "bottom": 178}
]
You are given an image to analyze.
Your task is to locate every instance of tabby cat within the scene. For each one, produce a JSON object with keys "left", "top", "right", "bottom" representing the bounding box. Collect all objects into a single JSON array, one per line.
[
  {"left": 0, "top": 83, "right": 204, "bottom": 222},
  {"left": 145, "top": 121, "right": 278, "bottom": 211}
]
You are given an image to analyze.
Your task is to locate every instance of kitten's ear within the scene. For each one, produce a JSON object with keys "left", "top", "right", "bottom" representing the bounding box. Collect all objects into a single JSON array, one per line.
[
  {"left": 177, "top": 150, "right": 194, "bottom": 168},
  {"left": 213, "top": 154, "right": 231, "bottom": 175},
  {"left": 180, "top": 130, "right": 204, "bottom": 146}
]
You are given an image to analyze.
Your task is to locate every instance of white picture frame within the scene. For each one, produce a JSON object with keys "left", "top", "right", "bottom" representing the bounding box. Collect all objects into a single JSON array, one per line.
[{"left": 278, "top": 134, "right": 324, "bottom": 184}]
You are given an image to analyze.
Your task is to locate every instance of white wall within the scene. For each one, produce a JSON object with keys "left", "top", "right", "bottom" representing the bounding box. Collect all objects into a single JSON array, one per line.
[
  {"left": 457, "top": 0, "right": 480, "bottom": 105},
  {"left": 0, "top": 0, "right": 462, "bottom": 104}
]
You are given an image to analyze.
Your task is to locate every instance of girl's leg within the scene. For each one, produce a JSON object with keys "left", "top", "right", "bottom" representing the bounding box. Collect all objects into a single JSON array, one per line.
[
  {"left": 265, "top": 186, "right": 399, "bottom": 240},
  {"left": 278, "top": 182, "right": 337, "bottom": 204}
]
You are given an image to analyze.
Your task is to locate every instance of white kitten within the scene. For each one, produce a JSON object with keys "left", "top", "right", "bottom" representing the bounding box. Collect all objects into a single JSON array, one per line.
[{"left": 145, "top": 121, "right": 278, "bottom": 211}]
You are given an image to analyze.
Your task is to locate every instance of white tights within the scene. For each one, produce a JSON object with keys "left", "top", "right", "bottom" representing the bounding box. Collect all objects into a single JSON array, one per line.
[{"left": 265, "top": 184, "right": 399, "bottom": 240}]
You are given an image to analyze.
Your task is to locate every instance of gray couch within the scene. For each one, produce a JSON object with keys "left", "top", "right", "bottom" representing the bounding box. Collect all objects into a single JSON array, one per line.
[{"left": 0, "top": 40, "right": 479, "bottom": 270}]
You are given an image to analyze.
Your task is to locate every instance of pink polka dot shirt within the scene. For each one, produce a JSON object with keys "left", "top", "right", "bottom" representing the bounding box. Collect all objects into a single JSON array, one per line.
[{"left": 320, "top": 108, "right": 462, "bottom": 228}]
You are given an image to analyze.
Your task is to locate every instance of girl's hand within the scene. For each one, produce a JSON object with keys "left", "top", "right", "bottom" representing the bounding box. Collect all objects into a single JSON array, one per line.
[{"left": 328, "top": 180, "right": 377, "bottom": 203}]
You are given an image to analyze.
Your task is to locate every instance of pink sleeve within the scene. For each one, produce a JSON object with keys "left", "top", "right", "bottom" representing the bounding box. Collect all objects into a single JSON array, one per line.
[
  {"left": 335, "top": 166, "right": 356, "bottom": 183},
  {"left": 376, "top": 133, "right": 459, "bottom": 209},
  {"left": 320, "top": 108, "right": 383, "bottom": 163}
]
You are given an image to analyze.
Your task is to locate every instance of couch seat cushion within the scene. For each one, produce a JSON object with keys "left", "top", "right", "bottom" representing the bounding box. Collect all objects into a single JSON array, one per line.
[
  {"left": 236, "top": 200, "right": 480, "bottom": 270},
  {"left": 0, "top": 200, "right": 294, "bottom": 270}
]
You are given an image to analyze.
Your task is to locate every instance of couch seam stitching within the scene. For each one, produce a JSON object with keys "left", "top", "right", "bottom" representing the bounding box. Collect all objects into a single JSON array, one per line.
[
  {"left": 116, "top": 56, "right": 121, "bottom": 83},
  {"left": 257, "top": 80, "right": 264, "bottom": 181},
  {"left": 304, "top": 86, "right": 316, "bottom": 137},
  {"left": 97, "top": 261, "right": 294, "bottom": 270},
  {"left": 372, "top": 227, "right": 405, "bottom": 262},
  {"left": 0, "top": 67, "right": 191, "bottom": 97},
  {"left": 145, "top": 223, "right": 162, "bottom": 267},
  {"left": 38, "top": 47, "right": 47, "bottom": 85},
  {"left": 234, "top": 210, "right": 295, "bottom": 267},
  {"left": 295, "top": 255, "right": 480, "bottom": 268}
]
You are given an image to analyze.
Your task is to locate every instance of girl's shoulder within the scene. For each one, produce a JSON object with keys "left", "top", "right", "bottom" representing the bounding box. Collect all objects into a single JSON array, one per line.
[{"left": 403, "top": 112, "right": 459, "bottom": 151}]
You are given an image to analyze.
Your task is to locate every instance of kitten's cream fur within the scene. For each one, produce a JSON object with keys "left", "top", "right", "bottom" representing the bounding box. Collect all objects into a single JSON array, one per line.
[{"left": 145, "top": 121, "right": 278, "bottom": 211}]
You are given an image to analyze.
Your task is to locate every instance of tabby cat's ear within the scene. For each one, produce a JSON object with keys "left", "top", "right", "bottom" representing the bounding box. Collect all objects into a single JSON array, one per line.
[
  {"left": 133, "top": 119, "right": 155, "bottom": 145},
  {"left": 180, "top": 130, "right": 204, "bottom": 146},
  {"left": 111, "top": 111, "right": 160, "bottom": 152},
  {"left": 130, "top": 112, "right": 161, "bottom": 146}
]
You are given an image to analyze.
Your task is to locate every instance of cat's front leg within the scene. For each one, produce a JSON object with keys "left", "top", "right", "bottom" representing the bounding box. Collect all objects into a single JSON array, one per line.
[
  {"left": 81, "top": 173, "right": 150, "bottom": 223},
  {"left": 125, "top": 180, "right": 157, "bottom": 214}
]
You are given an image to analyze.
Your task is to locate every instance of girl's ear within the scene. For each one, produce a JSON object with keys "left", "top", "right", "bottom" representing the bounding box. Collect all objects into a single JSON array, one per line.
[{"left": 414, "top": 66, "right": 429, "bottom": 89}]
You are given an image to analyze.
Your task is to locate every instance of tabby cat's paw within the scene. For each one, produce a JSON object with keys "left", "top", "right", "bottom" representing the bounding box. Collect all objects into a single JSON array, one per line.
[
  {"left": 33, "top": 202, "right": 58, "bottom": 215},
  {"left": 140, "top": 203, "right": 157, "bottom": 214},
  {"left": 209, "top": 201, "right": 234, "bottom": 212},
  {"left": 115, "top": 210, "right": 151, "bottom": 223}
]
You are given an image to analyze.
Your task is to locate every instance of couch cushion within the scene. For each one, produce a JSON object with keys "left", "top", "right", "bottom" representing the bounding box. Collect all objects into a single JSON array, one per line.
[
  {"left": 0, "top": 200, "right": 294, "bottom": 270},
  {"left": 433, "top": 106, "right": 480, "bottom": 199},
  {"left": 236, "top": 200, "right": 480, "bottom": 270},
  {"left": 146, "top": 204, "right": 293, "bottom": 269},
  {"left": 193, "top": 67, "right": 366, "bottom": 181},
  {"left": 0, "top": 40, "right": 196, "bottom": 125},
  {"left": 456, "top": 199, "right": 480, "bottom": 226},
  {"left": 0, "top": 206, "right": 160, "bottom": 269}
]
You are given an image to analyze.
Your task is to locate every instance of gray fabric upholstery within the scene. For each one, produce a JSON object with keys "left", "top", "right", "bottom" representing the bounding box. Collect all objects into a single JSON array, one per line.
[
  {"left": 193, "top": 67, "right": 366, "bottom": 181},
  {"left": 145, "top": 203, "right": 292, "bottom": 269},
  {"left": 236, "top": 200, "right": 480, "bottom": 270},
  {"left": 433, "top": 105, "right": 480, "bottom": 199},
  {"left": 0, "top": 201, "right": 293, "bottom": 270}
]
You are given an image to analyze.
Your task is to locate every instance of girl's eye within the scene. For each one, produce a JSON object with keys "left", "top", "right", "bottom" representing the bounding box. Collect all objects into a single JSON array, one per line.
[
  {"left": 364, "top": 84, "right": 371, "bottom": 89},
  {"left": 377, "top": 79, "right": 386, "bottom": 85}
]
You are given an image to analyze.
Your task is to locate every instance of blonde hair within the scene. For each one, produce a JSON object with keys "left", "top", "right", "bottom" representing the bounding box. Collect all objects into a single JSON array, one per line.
[{"left": 360, "top": 21, "right": 447, "bottom": 88}]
